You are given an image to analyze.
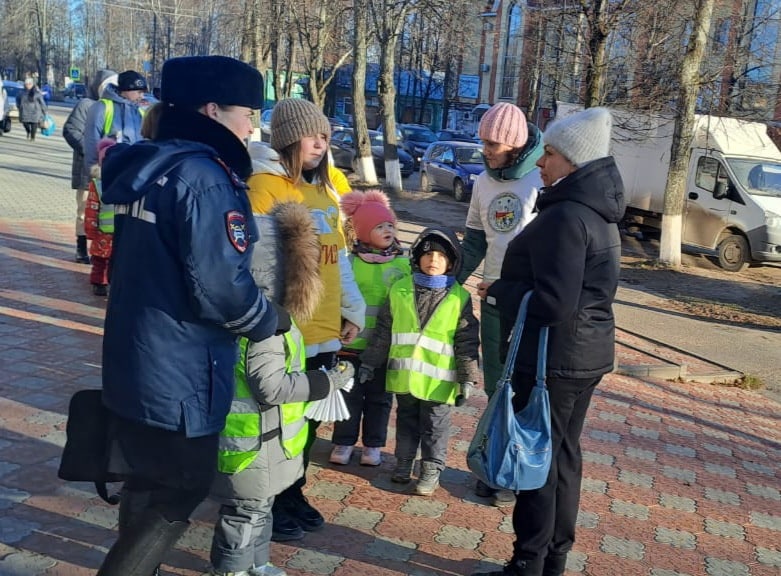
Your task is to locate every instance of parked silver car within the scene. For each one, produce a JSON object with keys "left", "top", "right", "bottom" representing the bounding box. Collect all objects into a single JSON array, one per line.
[{"left": 1, "top": 80, "right": 24, "bottom": 133}]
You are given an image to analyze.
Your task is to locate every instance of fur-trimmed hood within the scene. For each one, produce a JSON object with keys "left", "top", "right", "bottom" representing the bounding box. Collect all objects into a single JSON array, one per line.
[{"left": 250, "top": 202, "right": 323, "bottom": 323}]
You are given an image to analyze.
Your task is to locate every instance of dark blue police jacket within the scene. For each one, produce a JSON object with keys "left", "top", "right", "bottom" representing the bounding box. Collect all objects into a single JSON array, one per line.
[{"left": 100, "top": 139, "right": 278, "bottom": 438}]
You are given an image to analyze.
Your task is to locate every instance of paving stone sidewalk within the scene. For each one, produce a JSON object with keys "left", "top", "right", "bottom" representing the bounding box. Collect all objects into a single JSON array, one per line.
[{"left": 0, "top": 218, "right": 779, "bottom": 576}]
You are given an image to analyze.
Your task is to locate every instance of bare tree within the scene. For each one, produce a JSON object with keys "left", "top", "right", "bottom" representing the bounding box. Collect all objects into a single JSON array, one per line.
[
  {"left": 659, "top": 0, "right": 716, "bottom": 268},
  {"left": 369, "top": 0, "right": 416, "bottom": 193},
  {"left": 290, "top": 0, "right": 351, "bottom": 107},
  {"left": 352, "top": 0, "right": 379, "bottom": 184}
]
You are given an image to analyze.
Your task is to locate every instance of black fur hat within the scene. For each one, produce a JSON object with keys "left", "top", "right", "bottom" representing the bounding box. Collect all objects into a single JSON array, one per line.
[{"left": 161, "top": 56, "right": 264, "bottom": 109}]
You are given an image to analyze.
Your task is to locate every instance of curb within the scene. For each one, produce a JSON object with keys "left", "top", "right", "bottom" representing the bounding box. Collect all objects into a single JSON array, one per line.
[{"left": 615, "top": 329, "right": 744, "bottom": 384}]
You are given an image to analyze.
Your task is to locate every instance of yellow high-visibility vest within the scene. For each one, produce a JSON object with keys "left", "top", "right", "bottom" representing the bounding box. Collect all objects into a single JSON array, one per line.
[
  {"left": 217, "top": 327, "right": 309, "bottom": 474},
  {"left": 386, "top": 276, "right": 469, "bottom": 405}
]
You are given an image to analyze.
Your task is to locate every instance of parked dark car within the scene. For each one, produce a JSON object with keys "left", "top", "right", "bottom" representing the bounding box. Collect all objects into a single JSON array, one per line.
[
  {"left": 377, "top": 123, "right": 437, "bottom": 169},
  {"left": 420, "top": 141, "right": 484, "bottom": 202},
  {"left": 330, "top": 129, "right": 414, "bottom": 177},
  {"left": 398, "top": 124, "right": 437, "bottom": 167},
  {"left": 64, "top": 82, "right": 86, "bottom": 99},
  {"left": 436, "top": 130, "right": 477, "bottom": 142}
]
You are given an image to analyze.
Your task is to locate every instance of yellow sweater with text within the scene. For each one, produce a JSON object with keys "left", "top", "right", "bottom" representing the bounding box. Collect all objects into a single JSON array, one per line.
[{"left": 247, "top": 164, "right": 351, "bottom": 347}]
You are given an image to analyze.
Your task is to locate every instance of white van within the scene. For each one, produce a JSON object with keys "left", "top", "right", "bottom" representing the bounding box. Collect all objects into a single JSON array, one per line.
[{"left": 555, "top": 103, "right": 781, "bottom": 271}]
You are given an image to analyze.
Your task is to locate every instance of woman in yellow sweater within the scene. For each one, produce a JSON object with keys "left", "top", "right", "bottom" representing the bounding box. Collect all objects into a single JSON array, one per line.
[{"left": 246, "top": 98, "right": 365, "bottom": 544}]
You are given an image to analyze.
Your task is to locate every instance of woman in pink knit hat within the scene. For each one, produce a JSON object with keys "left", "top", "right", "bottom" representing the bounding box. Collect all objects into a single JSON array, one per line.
[{"left": 457, "top": 102, "right": 544, "bottom": 507}]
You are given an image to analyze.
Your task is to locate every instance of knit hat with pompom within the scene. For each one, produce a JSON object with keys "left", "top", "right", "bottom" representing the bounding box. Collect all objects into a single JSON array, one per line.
[
  {"left": 340, "top": 189, "right": 397, "bottom": 245},
  {"left": 97, "top": 137, "right": 118, "bottom": 165}
]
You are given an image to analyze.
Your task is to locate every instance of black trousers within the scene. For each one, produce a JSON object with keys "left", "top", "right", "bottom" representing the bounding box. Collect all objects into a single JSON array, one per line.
[
  {"left": 332, "top": 355, "right": 392, "bottom": 447},
  {"left": 23, "top": 121, "right": 38, "bottom": 140},
  {"left": 109, "top": 414, "right": 218, "bottom": 523},
  {"left": 510, "top": 374, "right": 601, "bottom": 566}
]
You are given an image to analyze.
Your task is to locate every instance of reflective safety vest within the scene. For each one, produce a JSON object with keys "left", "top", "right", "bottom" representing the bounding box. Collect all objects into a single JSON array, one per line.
[
  {"left": 349, "top": 256, "right": 410, "bottom": 351},
  {"left": 217, "top": 328, "right": 309, "bottom": 474},
  {"left": 92, "top": 178, "right": 115, "bottom": 233},
  {"left": 386, "top": 276, "right": 470, "bottom": 405},
  {"left": 100, "top": 98, "right": 144, "bottom": 138}
]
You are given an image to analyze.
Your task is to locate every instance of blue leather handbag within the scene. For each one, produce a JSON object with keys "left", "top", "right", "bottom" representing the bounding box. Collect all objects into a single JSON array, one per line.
[{"left": 467, "top": 291, "right": 551, "bottom": 491}]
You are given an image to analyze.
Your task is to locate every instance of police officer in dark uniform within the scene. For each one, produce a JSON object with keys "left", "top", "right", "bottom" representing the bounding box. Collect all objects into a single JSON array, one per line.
[{"left": 96, "top": 56, "right": 282, "bottom": 576}]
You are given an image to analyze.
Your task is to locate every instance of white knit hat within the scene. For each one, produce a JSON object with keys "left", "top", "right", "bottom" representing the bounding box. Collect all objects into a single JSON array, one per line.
[{"left": 543, "top": 107, "right": 612, "bottom": 167}]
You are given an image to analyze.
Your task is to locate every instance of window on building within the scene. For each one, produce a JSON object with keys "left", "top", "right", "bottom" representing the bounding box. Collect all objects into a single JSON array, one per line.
[{"left": 500, "top": 4, "right": 523, "bottom": 99}]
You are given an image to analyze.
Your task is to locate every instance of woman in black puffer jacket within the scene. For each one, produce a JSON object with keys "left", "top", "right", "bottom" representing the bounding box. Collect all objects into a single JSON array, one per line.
[{"left": 474, "top": 107, "right": 626, "bottom": 576}]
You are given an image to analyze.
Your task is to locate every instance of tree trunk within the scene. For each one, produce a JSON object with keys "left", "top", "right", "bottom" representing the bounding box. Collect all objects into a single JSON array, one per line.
[
  {"left": 659, "top": 0, "right": 716, "bottom": 268},
  {"left": 584, "top": 0, "right": 609, "bottom": 107},
  {"left": 352, "top": 0, "right": 379, "bottom": 185},
  {"left": 380, "top": 42, "right": 403, "bottom": 193}
]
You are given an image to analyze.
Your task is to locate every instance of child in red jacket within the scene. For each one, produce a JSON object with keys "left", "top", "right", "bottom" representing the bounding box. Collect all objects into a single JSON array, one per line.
[{"left": 84, "top": 137, "right": 116, "bottom": 296}]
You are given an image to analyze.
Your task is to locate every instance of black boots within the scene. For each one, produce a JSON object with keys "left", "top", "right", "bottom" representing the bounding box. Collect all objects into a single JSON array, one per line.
[
  {"left": 542, "top": 554, "right": 567, "bottom": 576},
  {"left": 75, "top": 235, "right": 90, "bottom": 263},
  {"left": 97, "top": 508, "right": 187, "bottom": 576},
  {"left": 472, "top": 557, "right": 545, "bottom": 576}
]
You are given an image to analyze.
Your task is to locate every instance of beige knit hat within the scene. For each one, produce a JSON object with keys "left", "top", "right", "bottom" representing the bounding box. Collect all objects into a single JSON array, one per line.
[{"left": 270, "top": 98, "right": 331, "bottom": 152}]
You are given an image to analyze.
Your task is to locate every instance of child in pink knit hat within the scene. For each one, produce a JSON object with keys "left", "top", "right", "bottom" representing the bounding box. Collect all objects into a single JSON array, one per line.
[
  {"left": 329, "top": 189, "right": 410, "bottom": 467},
  {"left": 84, "top": 137, "right": 117, "bottom": 296}
]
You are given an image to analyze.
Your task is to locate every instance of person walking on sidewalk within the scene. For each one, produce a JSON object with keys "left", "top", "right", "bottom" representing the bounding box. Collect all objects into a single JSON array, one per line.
[
  {"left": 328, "top": 189, "right": 410, "bottom": 468},
  {"left": 96, "top": 55, "right": 279, "bottom": 576},
  {"left": 473, "top": 107, "right": 625, "bottom": 576},
  {"left": 361, "top": 227, "right": 480, "bottom": 496},
  {"left": 245, "top": 98, "right": 365, "bottom": 542},
  {"left": 15, "top": 78, "right": 47, "bottom": 141},
  {"left": 457, "top": 102, "right": 543, "bottom": 507},
  {"left": 62, "top": 69, "right": 118, "bottom": 263},
  {"left": 84, "top": 137, "right": 117, "bottom": 296},
  {"left": 209, "top": 202, "right": 354, "bottom": 576}
]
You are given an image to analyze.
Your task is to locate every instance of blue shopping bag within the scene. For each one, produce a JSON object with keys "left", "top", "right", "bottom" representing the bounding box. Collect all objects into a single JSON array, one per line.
[
  {"left": 40, "top": 114, "right": 56, "bottom": 136},
  {"left": 467, "top": 291, "right": 551, "bottom": 491}
]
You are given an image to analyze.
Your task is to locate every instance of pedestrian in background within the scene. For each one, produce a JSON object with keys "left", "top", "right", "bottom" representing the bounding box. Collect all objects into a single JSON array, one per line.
[
  {"left": 84, "top": 137, "right": 117, "bottom": 296},
  {"left": 474, "top": 107, "right": 625, "bottom": 576},
  {"left": 16, "top": 78, "right": 47, "bottom": 141},
  {"left": 329, "top": 189, "right": 410, "bottom": 468},
  {"left": 209, "top": 202, "right": 354, "bottom": 576},
  {"left": 63, "top": 70, "right": 118, "bottom": 263},
  {"left": 246, "top": 98, "right": 365, "bottom": 542},
  {"left": 83, "top": 70, "right": 146, "bottom": 175},
  {"left": 458, "top": 102, "right": 543, "bottom": 507},
  {"left": 361, "top": 227, "right": 480, "bottom": 496},
  {"left": 95, "top": 55, "right": 279, "bottom": 576}
]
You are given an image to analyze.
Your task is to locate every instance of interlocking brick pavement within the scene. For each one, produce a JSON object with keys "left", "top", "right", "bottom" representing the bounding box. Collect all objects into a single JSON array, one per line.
[
  {"left": 1, "top": 216, "right": 779, "bottom": 576},
  {"left": 1, "top": 129, "right": 780, "bottom": 575}
]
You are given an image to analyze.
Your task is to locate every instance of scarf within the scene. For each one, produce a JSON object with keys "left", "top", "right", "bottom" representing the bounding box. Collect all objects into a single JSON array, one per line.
[
  {"left": 413, "top": 272, "right": 455, "bottom": 289},
  {"left": 354, "top": 240, "right": 404, "bottom": 264}
]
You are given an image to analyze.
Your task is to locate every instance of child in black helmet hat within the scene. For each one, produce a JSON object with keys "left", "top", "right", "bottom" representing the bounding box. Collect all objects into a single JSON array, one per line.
[{"left": 360, "top": 226, "right": 480, "bottom": 496}]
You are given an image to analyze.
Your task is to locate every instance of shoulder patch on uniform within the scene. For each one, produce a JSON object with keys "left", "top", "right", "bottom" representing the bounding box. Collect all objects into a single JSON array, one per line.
[{"left": 226, "top": 210, "right": 249, "bottom": 253}]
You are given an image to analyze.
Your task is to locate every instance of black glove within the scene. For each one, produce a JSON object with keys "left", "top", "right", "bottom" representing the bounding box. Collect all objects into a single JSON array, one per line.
[{"left": 358, "top": 365, "right": 375, "bottom": 384}]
